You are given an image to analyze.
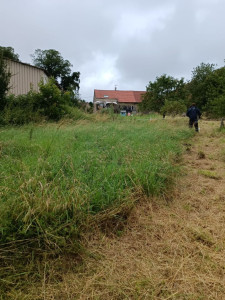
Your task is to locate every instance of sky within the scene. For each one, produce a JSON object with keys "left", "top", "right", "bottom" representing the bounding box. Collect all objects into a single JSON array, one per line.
[{"left": 1, "top": 0, "right": 225, "bottom": 102}]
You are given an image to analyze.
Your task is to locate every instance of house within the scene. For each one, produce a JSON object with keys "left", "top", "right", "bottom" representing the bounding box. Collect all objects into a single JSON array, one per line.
[
  {"left": 93, "top": 89, "right": 146, "bottom": 113},
  {"left": 6, "top": 59, "right": 48, "bottom": 96}
]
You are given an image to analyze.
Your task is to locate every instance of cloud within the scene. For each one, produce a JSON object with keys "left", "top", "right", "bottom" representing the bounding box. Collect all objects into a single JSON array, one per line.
[
  {"left": 79, "top": 52, "right": 120, "bottom": 100},
  {"left": 1, "top": 0, "right": 225, "bottom": 99}
]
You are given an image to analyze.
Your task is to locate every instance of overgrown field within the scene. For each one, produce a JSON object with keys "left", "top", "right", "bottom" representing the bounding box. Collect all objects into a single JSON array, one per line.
[
  {"left": 0, "top": 117, "right": 193, "bottom": 294},
  {"left": 0, "top": 117, "right": 192, "bottom": 247}
]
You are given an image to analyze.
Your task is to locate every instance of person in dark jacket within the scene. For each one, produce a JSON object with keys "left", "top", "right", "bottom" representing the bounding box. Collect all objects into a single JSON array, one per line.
[{"left": 186, "top": 103, "right": 201, "bottom": 132}]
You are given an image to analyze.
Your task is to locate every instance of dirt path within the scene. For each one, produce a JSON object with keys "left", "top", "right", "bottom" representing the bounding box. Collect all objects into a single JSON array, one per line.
[{"left": 29, "top": 120, "right": 225, "bottom": 300}]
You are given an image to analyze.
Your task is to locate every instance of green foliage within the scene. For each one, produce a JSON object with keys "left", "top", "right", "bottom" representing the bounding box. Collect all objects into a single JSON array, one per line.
[
  {"left": 188, "top": 63, "right": 216, "bottom": 109},
  {"left": 0, "top": 54, "right": 11, "bottom": 110},
  {"left": 191, "top": 62, "right": 215, "bottom": 82},
  {"left": 160, "top": 100, "right": 187, "bottom": 116},
  {"left": 198, "top": 169, "right": 221, "bottom": 180},
  {"left": 32, "top": 49, "right": 71, "bottom": 79},
  {"left": 0, "top": 46, "right": 20, "bottom": 61},
  {"left": 1, "top": 91, "right": 41, "bottom": 125},
  {"left": 0, "top": 79, "right": 74, "bottom": 124},
  {"left": 206, "top": 94, "right": 225, "bottom": 118},
  {"left": 37, "top": 78, "right": 69, "bottom": 120},
  {"left": 61, "top": 71, "right": 80, "bottom": 92},
  {"left": 87, "top": 101, "right": 94, "bottom": 113},
  {"left": 100, "top": 107, "right": 115, "bottom": 115},
  {"left": 141, "top": 74, "right": 186, "bottom": 112},
  {"left": 32, "top": 49, "right": 80, "bottom": 92},
  {"left": 64, "top": 105, "right": 93, "bottom": 120},
  {"left": 203, "top": 67, "right": 225, "bottom": 116},
  {"left": 0, "top": 45, "right": 20, "bottom": 110},
  {"left": 142, "top": 62, "right": 225, "bottom": 117},
  {"left": 69, "top": 92, "right": 88, "bottom": 110},
  {"left": 187, "top": 63, "right": 225, "bottom": 116}
]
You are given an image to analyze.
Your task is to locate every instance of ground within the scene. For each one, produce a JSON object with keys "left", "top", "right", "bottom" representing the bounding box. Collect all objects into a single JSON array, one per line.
[{"left": 16, "top": 120, "right": 225, "bottom": 300}]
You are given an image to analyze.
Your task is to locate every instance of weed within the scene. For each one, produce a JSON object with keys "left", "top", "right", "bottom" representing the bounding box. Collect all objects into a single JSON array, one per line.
[{"left": 198, "top": 169, "right": 221, "bottom": 179}]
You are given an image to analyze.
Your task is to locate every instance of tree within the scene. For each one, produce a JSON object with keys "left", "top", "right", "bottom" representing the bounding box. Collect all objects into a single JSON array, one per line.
[
  {"left": 188, "top": 62, "right": 215, "bottom": 109},
  {"left": 61, "top": 71, "right": 80, "bottom": 92},
  {"left": 0, "top": 47, "right": 19, "bottom": 110},
  {"left": 140, "top": 74, "right": 186, "bottom": 112},
  {"left": 205, "top": 67, "right": 225, "bottom": 101},
  {"left": 0, "top": 46, "right": 20, "bottom": 61},
  {"left": 204, "top": 66, "right": 225, "bottom": 117},
  {"left": 0, "top": 53, "right": 11, "bottom": 110},
  {"left": 31, "top": 49, "right": 80, "bottom": 92},
  {"left": 206, "top": 95, "right": 225, "bottom": 118}
]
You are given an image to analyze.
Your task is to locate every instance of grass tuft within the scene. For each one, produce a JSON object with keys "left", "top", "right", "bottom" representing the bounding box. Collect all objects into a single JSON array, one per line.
[{"left": 198, "top": 169, "right": 221, "bottom": 179}]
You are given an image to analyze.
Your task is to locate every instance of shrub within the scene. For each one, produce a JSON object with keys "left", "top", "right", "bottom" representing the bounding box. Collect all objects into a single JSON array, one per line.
[
  {"left": 1, "top": 91, "right": 42, "bottom": 125},
  {"left": 64, "top": 105, "right": 93, "bottom": 121},
  {"left": 160, "top": 100, "right": 187, "bottom": 116},
  {"left": 37, "top": 78, "right": 68, "bottom": 120},
  {"left": 0, "top": 79, "right": 75, "bottom": 125}
]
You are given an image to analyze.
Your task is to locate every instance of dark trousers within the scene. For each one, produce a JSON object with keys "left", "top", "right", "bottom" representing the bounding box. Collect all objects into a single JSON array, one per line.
[{"left": 189, "top": 119, "right": 199, "bottom": 131}]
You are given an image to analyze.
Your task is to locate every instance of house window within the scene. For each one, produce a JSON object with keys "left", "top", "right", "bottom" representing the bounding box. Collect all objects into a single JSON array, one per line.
[{"left": 104, "top": 95, "right": 109, "bottom": 98}]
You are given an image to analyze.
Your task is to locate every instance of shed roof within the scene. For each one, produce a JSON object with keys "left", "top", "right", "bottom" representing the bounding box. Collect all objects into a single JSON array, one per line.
[
  {"left": 94, "top": 89, "right": 146, "bottom": 103},
  {"left": 5, "top": 59, "right": 49, "bottom": 76}
]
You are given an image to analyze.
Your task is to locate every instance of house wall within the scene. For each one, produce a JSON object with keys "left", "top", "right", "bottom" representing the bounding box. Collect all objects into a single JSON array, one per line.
[
  {"left": 118, "top": 102, "right": 139, "bottom": 112},
  {"left": 93, "top": 98, "right": 140, "bottom": 113},
  {"left": 93, "top": 98, "right": 118, "bottom": 112},
  {"left": 6, "top": 60, "right": 48, "bottom": 96}
]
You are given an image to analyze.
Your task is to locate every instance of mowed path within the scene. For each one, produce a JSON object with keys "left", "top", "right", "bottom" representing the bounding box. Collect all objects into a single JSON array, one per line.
[{"left": 31, "top": 120, "right": 225, "bottom": 300}]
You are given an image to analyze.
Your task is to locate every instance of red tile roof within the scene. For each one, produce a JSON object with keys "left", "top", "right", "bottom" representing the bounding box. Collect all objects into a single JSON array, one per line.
[{"left": 94, "top": 89, "right": 146, "bottom": 103}]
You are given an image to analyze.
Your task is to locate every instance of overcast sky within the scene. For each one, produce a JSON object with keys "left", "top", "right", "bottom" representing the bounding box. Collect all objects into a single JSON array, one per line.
[{"left": 1, "top": 0, "right": 225, "bottom": 101}]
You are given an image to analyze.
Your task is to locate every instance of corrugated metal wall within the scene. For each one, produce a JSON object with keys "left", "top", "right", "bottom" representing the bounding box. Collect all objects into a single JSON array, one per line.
[{"left": 7, "top": 60, "right": 48, "bottom": 96}]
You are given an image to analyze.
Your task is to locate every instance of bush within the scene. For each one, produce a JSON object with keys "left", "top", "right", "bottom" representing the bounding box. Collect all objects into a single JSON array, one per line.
[
  {"left": 160, "top": 100, "right": 187, "bottom": 117},
  {"left": 0, "top": 79, "right": 76, "bottom": 125},
  {"left": 37, "top": 78, "right": 68, "bottom": 120},
  {"left": 1, "top": 92, "right": 42, "bottom": 125},
  {"left": 64, "top": 105, "right": 93, "bottom": 121}
]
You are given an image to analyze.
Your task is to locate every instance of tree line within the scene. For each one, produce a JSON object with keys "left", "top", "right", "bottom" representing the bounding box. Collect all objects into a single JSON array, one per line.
[
  {"left": 0, "top": 46, "right": 93, "bottom": 124},
  {"left": 1, "top": 45, "right": 225, "bottom": 124},
  {"left": 140, "top": 62, "right": 225, "bottom": 118}
]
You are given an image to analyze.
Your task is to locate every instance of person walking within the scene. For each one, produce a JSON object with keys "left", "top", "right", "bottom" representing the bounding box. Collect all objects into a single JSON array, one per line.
[{"left": 186, "top": 103, "right": 201, "bottom": 132}]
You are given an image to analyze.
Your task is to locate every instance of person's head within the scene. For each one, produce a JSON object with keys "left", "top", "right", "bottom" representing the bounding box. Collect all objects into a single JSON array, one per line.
[{"left": 191, "top": 103, "right": 196, "bottom": 106}]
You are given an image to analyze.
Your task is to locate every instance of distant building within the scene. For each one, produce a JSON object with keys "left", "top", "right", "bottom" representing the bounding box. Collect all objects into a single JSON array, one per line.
[
  {"left": 6, "top": 59, "right": 48, "bottom": 96},
  {"left": 93, "top": 89, "right": 146, "bottom": 113}
]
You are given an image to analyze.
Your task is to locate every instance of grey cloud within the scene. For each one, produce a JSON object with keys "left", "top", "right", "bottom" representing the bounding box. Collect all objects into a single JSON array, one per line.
[
  {"left": 1, "top": 0, "right": 225, "bottom": 99},
  {"left": 116, "top": 0, "right": 225, "bottom": 89}
]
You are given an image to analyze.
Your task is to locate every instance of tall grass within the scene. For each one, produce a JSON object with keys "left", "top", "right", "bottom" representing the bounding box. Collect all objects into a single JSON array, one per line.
[{"left": 0, "top": 118, "right": 192, "bottom": 252}]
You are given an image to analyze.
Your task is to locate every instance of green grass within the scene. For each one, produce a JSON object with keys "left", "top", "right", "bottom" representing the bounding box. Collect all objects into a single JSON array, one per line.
[
  {"left": 0, "top": 118, "right": 192, "bottom": 250},
  {"left": 0, "top": 117, "right": 194, "bottom": 296}
]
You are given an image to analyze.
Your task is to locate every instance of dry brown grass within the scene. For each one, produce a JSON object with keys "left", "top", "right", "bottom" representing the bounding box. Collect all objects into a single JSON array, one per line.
[{"left": 7, "top": 120, "right": 225, "bottom": 300}]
